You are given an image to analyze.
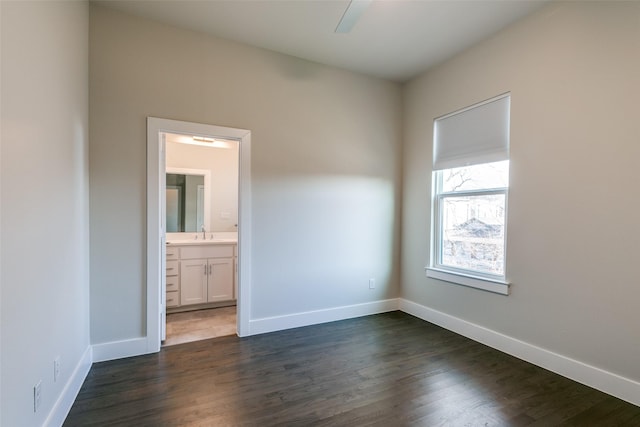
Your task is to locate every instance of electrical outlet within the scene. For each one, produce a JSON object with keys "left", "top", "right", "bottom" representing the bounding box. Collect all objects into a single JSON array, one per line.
[
  {"left": 369, "top": 278, "right": 376, "bottom": 289},
  {"left": 54, "top": 357, "right": 60, "bottom": 383},
  {"left": 34, "top": 380, "right": 42, "bottom": 412}
]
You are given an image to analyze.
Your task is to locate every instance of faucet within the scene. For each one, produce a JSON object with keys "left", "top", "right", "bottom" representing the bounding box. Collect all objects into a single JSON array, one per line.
[{"left": 201, "top": 225, "right": 206, "bottom": 240}]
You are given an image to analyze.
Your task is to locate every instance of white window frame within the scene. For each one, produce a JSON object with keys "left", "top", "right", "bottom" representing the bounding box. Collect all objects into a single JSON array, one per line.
[{"left": 427, "top": 168, "right": 509, "bottom": 295}]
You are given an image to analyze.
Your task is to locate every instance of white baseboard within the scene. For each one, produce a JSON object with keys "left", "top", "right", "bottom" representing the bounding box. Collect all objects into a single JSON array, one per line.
[
  {"left": 92, "top": 337, "right": 149, "bottom": 363},
  {"left": 91, "top": 300, "right": 400, "bottom": 361},
  {"left": 249, "top": 298, "right": 400, "bottom": 336},
  {"left": 399, "top": 298, "right": 640, "bottom": 407},
  {"left": 43, "top": 345, "right": 92, "bottom": 427}
]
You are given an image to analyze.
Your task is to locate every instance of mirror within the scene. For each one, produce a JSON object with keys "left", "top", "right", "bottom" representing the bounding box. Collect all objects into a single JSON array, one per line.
[
  {"left": 165, "top": 134, "right": 239, "bottom": 233},
  {"left": 166, "top": 172, "right": 206, "bottom": 232}
]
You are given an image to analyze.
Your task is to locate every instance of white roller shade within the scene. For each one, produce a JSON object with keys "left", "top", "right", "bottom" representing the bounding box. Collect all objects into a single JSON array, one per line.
[{"left": 433, "top": 93, "right": 510, "bottom": 170}]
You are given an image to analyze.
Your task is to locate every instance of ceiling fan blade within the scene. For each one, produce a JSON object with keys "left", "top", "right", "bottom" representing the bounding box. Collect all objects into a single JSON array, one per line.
[{"left": 335, "top": 0, "right": 372, "bottom": 33}]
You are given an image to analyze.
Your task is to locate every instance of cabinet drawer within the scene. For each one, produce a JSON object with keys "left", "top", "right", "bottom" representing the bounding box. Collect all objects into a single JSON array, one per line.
[
  {"left": 180, "top": 244, "right": 233, "bottom": 259},
  {"left": 166, "top": 260, "right": 179, "bottom": 276},
  {"left": 166, "top": 291, "right": 180, "bottom": 307},
  {"left": 166, "top": 275, "right": 179, "bottom": 292},
  {"left": 166, "top": 246, "right": 179, "bottom": 260}
]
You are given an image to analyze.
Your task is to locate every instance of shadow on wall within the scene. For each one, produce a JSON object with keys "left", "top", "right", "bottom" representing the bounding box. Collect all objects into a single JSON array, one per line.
[
  {"left": 251, "top": 174, "right": 399, "bottom": 315},
  {"left": 270, "top": 54, "right": 322, "bottom": 80}
]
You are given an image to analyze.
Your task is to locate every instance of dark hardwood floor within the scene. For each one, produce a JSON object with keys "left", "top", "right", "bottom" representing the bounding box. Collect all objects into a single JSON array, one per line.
[{"left": 64, "top": 312, "right": 640, "bottom": 426}]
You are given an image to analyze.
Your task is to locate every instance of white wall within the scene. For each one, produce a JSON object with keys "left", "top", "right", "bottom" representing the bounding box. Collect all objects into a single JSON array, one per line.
[
  {"left": 1, "top": 1, "right": 90, "bottom": 425},
  {"left": 166, "top": 140, "right": 239, "bottom": 232},
  {"left": 89, "top": 5, "right": 402, "bottom": 344},
  {"left": 403, "top": 1, "right": 640, "bottom": 384}
]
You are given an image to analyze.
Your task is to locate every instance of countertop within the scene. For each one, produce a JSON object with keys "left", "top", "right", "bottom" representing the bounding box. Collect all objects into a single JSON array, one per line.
[{"left": 166, "top": 239, "right": 237, "bottom": 246}]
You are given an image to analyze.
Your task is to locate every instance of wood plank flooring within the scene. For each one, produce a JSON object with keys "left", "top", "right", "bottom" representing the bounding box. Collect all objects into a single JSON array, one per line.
[{"left": 64, "top": 312, "right": 640, "bottom": 426}]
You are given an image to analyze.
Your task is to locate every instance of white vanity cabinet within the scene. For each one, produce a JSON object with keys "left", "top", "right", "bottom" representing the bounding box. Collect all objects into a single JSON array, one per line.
[{"left": 179, "top": 244, "right": 235, "bottom": 306}]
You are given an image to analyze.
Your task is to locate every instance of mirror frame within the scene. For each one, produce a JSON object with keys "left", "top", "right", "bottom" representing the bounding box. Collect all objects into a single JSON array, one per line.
[{"left": 166, "top": 167, "right": 212, "bottom": 232}]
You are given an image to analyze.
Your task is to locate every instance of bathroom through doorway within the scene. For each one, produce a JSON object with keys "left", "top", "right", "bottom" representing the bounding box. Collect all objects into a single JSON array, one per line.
[{"left": 146, "top": 117, "right": 252, "bottom": 353}]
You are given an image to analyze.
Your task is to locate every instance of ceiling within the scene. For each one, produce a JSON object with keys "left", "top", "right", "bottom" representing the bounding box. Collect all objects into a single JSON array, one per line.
[{"left": 95, "top": 0, "right": 549, "bottom": 82}]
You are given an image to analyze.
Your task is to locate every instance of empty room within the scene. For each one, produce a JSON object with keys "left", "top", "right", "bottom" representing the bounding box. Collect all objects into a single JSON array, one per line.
[{"left": 1, "top": 0, "right": 639, "bottom": 425}]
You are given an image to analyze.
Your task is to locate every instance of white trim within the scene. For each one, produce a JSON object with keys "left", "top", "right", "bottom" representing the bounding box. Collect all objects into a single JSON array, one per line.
[
  {"left": 92, "top": 338, "right": 149, "bottom": 363},
  {"left": 249, "top": 299, "right": 399, "bottom": 335},
  {"left": 43, "top": 346, "right": 92, "bottom": 427},
  {"left": 236, "top": 129, "right": 252, "bottom": 337},
  {"left": 147, "top": 117, "right": 252, "bottom": 352},
  {"left": 147, "top": 119, "right": 163, "bottom": 354},
  {"left": 399, "top": 299, "right": 640, "bottom": 407},
  {"left": 426, "top": 267, "right": 510, "bottom": 295}
]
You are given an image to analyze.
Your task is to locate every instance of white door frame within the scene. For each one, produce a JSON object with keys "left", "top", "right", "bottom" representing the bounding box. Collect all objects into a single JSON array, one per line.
[{"left": 146, "top": 117, "right": 252, "bottom": 353}]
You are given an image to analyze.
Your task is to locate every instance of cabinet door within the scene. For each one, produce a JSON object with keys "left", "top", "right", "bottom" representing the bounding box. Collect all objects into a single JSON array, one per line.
[
  {"left": 180, "top": 259, "right": 208, "bottom": 305},
  {"left": 207, "top": 258, "right": 234, "bottom": 303}
]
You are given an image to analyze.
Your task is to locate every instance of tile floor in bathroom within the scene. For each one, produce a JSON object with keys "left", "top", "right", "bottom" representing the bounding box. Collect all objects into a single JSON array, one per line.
[{"left": 163, "top": 306, "right": 237, "bottom": 346}]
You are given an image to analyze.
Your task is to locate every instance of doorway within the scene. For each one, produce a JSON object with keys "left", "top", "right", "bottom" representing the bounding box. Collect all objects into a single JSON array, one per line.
[
  {"left": 163, "top": 134, "right": 237, "bottom": 345},
  {"left": 146, "top": 117, "right": 252, "bottom": 354}
]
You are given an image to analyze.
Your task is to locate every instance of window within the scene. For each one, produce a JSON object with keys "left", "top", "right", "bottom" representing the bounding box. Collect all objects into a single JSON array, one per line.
[
  {"left": 427, "top": 94, "right": 510, "bottom": 294},
  {"left": 433, "top": 160, "right": 509, "bottom": 276}
]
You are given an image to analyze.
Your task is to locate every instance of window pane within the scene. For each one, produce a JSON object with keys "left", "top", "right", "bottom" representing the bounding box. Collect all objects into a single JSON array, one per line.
[
  {"left": 441, "top": 193, "right": 505, "bottom": 275},
  {"left": 441, "top": 160, "right": 509, "bottom": 193}
]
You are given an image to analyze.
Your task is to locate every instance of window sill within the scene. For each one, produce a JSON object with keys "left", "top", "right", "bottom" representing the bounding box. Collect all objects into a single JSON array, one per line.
[{"left": 425, "top": 267, "right": 510, "bottom": 295}]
